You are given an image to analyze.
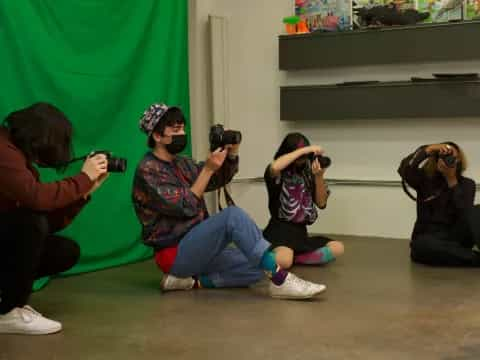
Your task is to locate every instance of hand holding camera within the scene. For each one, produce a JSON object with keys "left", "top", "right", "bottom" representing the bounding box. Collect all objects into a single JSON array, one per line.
[
  {"left": 82, "top": 153, "right": 108, "bottom": 182},
  {"left": 311, "top": 157, "right": 326, "bottom": 177},
  {"left": 89, "top": 151, "right": 127, "bottom": 173},
  {"left": 426, "top": 143, "right": 459, "bottom": 186},
  {"left": 80, "top": 151, "right": 127, "bottom": 196},
  {"left": 426, "top": 143, "right": 452, "bottom": 156},
  {"left": 426, "top": 144, "right": 457, "bottom": 169},
  {"left": 205, "top": 148, "right": 228, "bottom": 173},
  {"left": 301, "top": 145, "right": 332, "bottom": 170},
  {"left": 77, "top": 150, "right": 127, "bottom": 181}
]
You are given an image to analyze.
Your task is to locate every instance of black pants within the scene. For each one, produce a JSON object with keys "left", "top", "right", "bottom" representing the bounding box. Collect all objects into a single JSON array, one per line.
[
  {"left": 264, "top": 218, "right": 332, "bottom": 254},
  {"left": 410, "top": 206, "right": 480, "bottom": 267},
  {"left": 0, "top": 210, "right": 80, "bottom": 314}
]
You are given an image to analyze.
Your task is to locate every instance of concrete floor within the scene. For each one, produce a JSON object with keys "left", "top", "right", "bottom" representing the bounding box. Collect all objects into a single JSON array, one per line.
[{"left": 1, "top": 236, "right": 480, "bottom": 360}]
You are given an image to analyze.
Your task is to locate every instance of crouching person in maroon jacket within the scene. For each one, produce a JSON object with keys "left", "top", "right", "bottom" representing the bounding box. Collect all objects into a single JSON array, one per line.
[{"left": 0, "top": 103, "right": 108, "bottom": 335}]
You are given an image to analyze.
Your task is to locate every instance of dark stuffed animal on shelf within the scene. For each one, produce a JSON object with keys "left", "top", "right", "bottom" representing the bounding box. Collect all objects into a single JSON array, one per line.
[{"left": 354, "top": 3, "right": 430, "bottom": 27}]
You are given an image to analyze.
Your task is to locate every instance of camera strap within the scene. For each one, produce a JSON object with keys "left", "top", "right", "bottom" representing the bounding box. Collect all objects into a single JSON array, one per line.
[
  {"left": 217, "top": 186, "right": 235, "bottom": 211},
  {"left": 402, "top": 179, "right": 444, "bottom": 203},
  {"left": 401, "top": 179, "right": 417, "bottom": 201},
  {"left": 213, "top": 157, "right": 237, "bottom": 211}
]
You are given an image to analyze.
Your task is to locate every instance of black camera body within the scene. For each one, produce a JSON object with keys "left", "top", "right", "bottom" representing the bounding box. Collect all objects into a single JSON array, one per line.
[
  {"left": 209, "top": 124, "right": 242, "bottom": 152},
  {"left": 309, "top": 153, "right": 332, "bottom": 169},
  {"left": 90, "top": 151, "right": 127, "bottom": 173},
  {"left": 436, "top": 153, "right": 457, "bottom": 168}
]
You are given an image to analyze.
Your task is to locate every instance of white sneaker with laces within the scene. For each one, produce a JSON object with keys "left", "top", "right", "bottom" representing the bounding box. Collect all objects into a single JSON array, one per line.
[
  {"left": 160, "top": 274, "right": 195, "bottom": 291},
  {"left": 0, "top": 305, "right": 62, "bottom": 335},
  {"left": 268, "top": 272, "right": 326, "bottom": 300}
]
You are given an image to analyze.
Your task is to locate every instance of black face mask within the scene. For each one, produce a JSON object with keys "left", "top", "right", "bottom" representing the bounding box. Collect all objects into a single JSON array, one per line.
[{"left": 166, "top": 134, "right": 187, "bottom": 154}]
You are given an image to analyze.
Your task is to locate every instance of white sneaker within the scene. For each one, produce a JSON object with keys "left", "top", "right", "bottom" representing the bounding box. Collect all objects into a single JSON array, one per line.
[
  {"left": 0, "top": 305, "right": 62, "bottom": 335},
  {"left": 160, "top": 274, "right": 195, "bottom": 292},
  {"left": 268, "top": 272, "right": 326, "bottom": 300}
]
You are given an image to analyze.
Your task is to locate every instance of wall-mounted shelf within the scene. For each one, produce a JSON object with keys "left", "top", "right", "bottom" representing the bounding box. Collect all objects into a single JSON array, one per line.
[
  {"left": 280, "top": 80, "right": 480, "bottom": 121},
  {"left": 279, "top": 20, "right": 480, "bottom": 70}
]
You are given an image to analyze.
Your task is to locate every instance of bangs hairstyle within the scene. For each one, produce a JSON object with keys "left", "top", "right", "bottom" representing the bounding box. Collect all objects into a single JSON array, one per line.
[
  {"left": 2, "top": 102, "right": 73, "bottom": 170},
  {"left": 148, "top": 107, "right": 186, "bottom": 148},
  {"left": 274, "top": 132, "right": 310, "bottom": 159},
  {"left": 423, "top": 141, "right": 468, "bottom": 178}
]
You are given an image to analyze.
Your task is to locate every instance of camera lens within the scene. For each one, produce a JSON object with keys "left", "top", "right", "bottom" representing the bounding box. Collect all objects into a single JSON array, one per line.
[
  {"left": 318, "top": 156, "right": 331, "bottom": 169},
  {"left": 441, "top": 154, "right": 456, "bottom": 168},
  {"left": 108, "top": 157, "right": 127, "bottom": 173},
  {"left": 223, "top": 130, "right": 242, "bottom": 145}
]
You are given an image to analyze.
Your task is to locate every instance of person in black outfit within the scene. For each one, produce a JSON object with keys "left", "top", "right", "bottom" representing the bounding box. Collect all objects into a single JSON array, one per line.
[
  {"left": 398, "top": 142, "right": 480, "bottom": 266},
  {"left": 263, "top": 133, "right": 344, "bottom": 269}
]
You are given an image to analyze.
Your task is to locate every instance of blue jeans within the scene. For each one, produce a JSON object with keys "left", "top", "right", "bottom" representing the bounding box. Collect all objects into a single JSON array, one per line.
[{"left": 170, "top": 206, "right": 270, "bottom": 287}]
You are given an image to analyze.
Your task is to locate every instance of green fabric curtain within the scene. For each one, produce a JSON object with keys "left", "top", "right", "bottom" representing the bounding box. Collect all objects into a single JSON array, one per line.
[{"left": 0, "top": 0, "right": 190, "bottom": 288}]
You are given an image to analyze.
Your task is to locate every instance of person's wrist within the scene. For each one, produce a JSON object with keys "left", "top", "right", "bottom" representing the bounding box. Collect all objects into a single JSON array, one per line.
[
  {"left": 446, "top": 175, "right": 458, "bottom": 187},
  {"left": 425, "top": 145, "right": 436, "bottom": 155},
  {"left": 203, "top": 166, "right": 215, "bottom": 176},
  {"left": 81, "top": 170, "right": 96, "bottom": 182}
]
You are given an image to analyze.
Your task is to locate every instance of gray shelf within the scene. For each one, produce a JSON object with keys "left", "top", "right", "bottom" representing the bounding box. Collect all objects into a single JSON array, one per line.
[
  {"left": 280, "top": 80, "right": 480, "bottom": 121},
  {"left": 279, "top": 20, "right": 480, "bottom": 70}
]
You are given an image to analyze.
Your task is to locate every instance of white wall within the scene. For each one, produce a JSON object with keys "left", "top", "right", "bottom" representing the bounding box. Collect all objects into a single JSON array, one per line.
[{"left": 189, "top": 0, "right": 480, "bottom": 239}]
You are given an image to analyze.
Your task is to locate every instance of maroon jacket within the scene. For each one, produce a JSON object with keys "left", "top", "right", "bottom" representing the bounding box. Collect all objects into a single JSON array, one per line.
[{"left": 0, "top": 127, "right": 93, "bottom": 232}]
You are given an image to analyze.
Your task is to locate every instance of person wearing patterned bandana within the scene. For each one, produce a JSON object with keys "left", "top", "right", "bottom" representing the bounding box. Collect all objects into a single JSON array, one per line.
[
  {"left": 132, "top": 103, "right": 326, "bottom": 299},
  {"left": 263, "top": 133, "right": 344, "bottom": 270}
]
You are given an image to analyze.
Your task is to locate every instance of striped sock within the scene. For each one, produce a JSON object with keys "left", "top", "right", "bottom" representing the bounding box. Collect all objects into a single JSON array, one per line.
[
  {"left": 260, "top": 250, "right": 288, "bottom": 285},
  {"left": 294, "top": 246, "right": 335, "bottom": 265},
  {"left": 198, "top": 275, "right": 215, "bottom": 288}
]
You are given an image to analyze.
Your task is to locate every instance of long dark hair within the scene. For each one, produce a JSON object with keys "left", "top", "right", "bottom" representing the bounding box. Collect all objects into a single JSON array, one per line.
[
  {"left": 274, "top": 132, "right": 310, "bottom": 160},
  {"left": 274, "top": 132, "right": 315, "bottom": 191},
  {"left": 2, "top": 102, "right": 73, "bottom": 170}
]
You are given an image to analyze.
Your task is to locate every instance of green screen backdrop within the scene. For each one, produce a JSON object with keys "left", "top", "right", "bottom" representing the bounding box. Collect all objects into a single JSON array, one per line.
[{"left": 0, "top": 0, "right": 191, "bottom": 288}]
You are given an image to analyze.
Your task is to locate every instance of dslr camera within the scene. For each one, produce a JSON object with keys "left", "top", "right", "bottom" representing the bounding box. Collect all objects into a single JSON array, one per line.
[
  {"left": 431, "top": 151, "right": 457, "bottom": 168},
  {"left": 89, "top": 151, "right": 127, "bottom": 173},
  {"left": 309, "top": 153, "right": 332, "bottom": 169},
  {"left": 436, "top": 153, "right": 457, "bottom": 168},
  {"left": 209, "top": 124, "right": 242, "bottom": 152}
]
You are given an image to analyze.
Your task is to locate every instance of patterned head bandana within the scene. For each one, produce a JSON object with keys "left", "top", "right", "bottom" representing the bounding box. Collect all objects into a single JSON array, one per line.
[{"left": 139, "top": 103, "right": 177, "bottom": 135}]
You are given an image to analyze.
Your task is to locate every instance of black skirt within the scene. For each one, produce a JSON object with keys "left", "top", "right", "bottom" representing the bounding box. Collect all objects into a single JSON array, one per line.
[{"left": 263, "top": 217, "right": 331, "bottom": 254}]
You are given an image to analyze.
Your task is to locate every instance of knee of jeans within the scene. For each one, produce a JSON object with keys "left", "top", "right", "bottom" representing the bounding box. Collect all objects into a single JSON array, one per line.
[
  {"left": 223, "top": 206, "right": 248, "bottom": 219},
  {"left": 223, "top": 206, "right": 249, "bottom": 228}
]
